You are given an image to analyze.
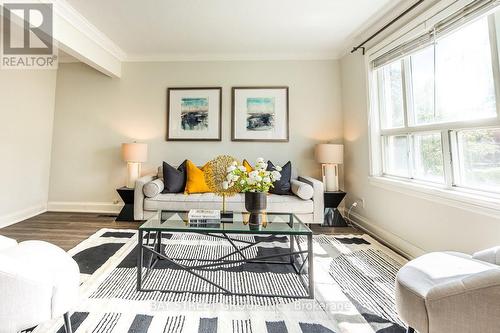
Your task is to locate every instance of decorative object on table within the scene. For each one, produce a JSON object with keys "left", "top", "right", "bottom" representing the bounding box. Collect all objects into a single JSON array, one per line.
[
  {"left": 167, "top": 87, "right": 222, "bottom": 141},
  {"left": 188, "top": 209, "right": 221, "bottom": 227},
  {"left": 231, "top": 86, "right": 289, "bottom": 142},
  {"left": 204, "top": 155, "right": 240, "bottom": 218},
  {"left": 116, "top": 187, "right": 136, "bottom": 221},
  {"left": 162, "top": 160, "right": 187, "bottom": 193},
  {"left": 226, "top": 157, "right": 282, "bottom": 224},
  {"left": 121, "top": 142, "right": 148, "bottom": 188},
  {"left": 267, "top": 160, "right": 292, "bottom": 194},
  {"left": 323, "top": 191, "right": 347, "bottom": 227},
  {"left": 315, "top": 143, "right": 343, "bottom": 191}
]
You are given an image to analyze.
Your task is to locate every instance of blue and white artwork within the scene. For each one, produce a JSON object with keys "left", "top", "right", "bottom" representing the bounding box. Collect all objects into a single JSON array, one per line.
[
  {"left": 181, "top": 97, "right": 209, "bottom": 131},
  {"left": 246, "top": 97, "right": 275, "bottom": 131}
]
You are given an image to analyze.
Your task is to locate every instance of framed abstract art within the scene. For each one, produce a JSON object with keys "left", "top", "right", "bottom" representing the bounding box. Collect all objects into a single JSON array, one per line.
[
  {"left": 167, "top": 87, "right": 222, "bottom": 141},
  {"left": 231, "top": 86, "right": 289, "bottom": 142}
]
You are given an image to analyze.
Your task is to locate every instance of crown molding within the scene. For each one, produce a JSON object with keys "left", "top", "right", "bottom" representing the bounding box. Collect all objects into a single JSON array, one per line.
[
  {"left": 125, "top": 51, "right": 341, "bottom": 63},
  {"left": 52, "top": 0, "right": 127, "bottom": 61}
]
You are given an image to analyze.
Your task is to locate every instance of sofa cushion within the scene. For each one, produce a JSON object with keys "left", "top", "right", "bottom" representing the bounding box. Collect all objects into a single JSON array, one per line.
[
  {"left": 144, "top": 193, "right": 313, "bottom": 214},
  {"left": 143, "top": 179, "right": 164, "bottom": 198},
  {"left": 291, "top": 179, "right": 314, "bottom": 200},
  {"left": 268, "top": 161, "right": 292, "bottom": 195},
  {"left": 162, "top": 160, "right": 187, "bottom": 193},
  {"left": 184, "top": 160, "right": 211, "bottom": 194}
]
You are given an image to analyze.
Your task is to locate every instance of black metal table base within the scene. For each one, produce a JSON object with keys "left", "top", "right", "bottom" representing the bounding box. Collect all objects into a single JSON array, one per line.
[{"left": 137, "top": 230, "right": 314, "bottom": 299}]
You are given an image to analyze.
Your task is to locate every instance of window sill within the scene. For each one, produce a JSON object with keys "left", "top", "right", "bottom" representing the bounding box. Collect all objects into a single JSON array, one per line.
[{"left": 368, "top": 176, "right": 500, "bottom": 219}]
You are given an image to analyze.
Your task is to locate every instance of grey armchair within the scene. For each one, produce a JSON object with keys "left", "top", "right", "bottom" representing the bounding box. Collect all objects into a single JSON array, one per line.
[{"left": 395, "top": 246, "right": 500, "bottom": 333}]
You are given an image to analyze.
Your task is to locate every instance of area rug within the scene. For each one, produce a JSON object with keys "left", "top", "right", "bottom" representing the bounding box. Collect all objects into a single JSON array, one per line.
[{"left": 34, "top": 229, "right": 408, "bottom": 333}]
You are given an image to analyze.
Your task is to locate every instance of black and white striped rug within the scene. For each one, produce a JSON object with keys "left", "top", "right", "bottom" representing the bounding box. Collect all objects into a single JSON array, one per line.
[{"left": 34, "top": 229, "right": 408, "bottom": 333}]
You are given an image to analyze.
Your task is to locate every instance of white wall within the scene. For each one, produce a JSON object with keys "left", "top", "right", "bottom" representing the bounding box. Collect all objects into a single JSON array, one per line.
[
  {"left": 340, "top": 53, "right": 500, "bottom": 257},
  {"left": 0, "top": 70, "right": 57, "bottom": 227},
  {"left": 48, "top": 60, "right": 342, "bottom": 211}
]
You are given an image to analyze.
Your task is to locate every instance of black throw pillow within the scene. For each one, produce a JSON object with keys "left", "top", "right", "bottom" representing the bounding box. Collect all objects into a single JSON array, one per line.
[
  {"left": 162, "top": 160, "right": 187, "bottom": 193},
  {"left": 267, "top": 161, "right": 292, "bottom": 195}
]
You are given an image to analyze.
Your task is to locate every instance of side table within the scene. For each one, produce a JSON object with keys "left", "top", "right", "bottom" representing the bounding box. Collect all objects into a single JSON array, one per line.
[
  {"left": 116, "top": 187, "right": 135, "bottom": 221},
  {"left": 323, "top": 191, "right": 347, "bottom": 227}
]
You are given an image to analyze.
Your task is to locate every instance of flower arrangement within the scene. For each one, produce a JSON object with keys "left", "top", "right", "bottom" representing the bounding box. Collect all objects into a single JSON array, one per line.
[{"left": 223, "top": 158, "right": 282, "bottom": 193}]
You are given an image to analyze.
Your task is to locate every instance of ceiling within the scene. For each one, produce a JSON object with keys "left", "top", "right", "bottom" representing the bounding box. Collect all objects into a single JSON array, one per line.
[{"left": 65, "top": 0, "right": 400, "bottom": 61}]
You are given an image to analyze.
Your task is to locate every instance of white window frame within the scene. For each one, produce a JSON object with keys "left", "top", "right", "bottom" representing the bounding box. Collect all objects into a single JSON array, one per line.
[{"left": 365, "top": 0, "right": 500, "bottom": 217}]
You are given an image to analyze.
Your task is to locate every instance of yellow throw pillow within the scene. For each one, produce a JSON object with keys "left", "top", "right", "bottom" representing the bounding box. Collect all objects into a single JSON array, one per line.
[
  {"left": 184, "top": 160, "right": 211, "bottom": 194},
  {"left": 243, "top": 159, "right": 253, "bottom": 172}
]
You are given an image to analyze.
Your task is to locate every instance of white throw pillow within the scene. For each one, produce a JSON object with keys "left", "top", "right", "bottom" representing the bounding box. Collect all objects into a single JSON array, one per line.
[
  {"left": 143, "top": 179, "right": 164, "bottom": 198},
  {"left": 290, "top": 179, "right": 314, "bottom": 200}
]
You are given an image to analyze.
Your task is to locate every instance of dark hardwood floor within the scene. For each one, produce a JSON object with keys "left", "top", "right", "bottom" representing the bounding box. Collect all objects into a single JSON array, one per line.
[{"left": 0, "top": 212, "right": 361, "bottom": 251}]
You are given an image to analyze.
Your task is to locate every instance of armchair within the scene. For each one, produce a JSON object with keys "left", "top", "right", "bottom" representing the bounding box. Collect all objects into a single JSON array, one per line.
[
  {"left": 0, "top": 236, "right": 80, "bottom": 333},
  {"left": 396, "top": 247, "right": 500, "bottom": 333}
]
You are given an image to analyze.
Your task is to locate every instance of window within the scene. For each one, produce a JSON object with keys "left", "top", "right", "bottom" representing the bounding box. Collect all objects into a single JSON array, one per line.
[{"left": 371, "top": 7, "right": 500, "bottom": 197}]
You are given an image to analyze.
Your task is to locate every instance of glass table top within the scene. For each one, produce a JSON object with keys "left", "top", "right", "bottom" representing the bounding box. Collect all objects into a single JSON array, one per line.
[{"left": 139, "top": 210, "right": 312, "bottom": 235}]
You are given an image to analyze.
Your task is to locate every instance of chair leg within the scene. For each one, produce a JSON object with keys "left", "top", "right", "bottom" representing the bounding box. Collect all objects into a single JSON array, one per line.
[
  {"left": 63, "top": 312, "right": 72, "bottom": 333},
  {"left": 407, "top": 327, "right": 415, "bottom": 333}
]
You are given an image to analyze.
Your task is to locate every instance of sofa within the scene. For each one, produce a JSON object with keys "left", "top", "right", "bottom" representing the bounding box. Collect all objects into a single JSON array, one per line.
[{"left": 134, "top": 165, "right": 324, "bottom": 223}]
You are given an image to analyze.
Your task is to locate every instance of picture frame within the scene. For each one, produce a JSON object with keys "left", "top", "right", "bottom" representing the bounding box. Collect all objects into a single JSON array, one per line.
[
  {"left": 166, "top": 87, "right": 222, "bottom": 141},
  {"left": 231, "top": 86, "right": 289, "bottom": 142}
]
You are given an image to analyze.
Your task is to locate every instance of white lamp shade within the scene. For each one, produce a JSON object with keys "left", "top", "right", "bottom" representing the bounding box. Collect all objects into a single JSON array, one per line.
[
  {"left": 315, "top": 144, "right": 343, "bottom": 164},
  {"left": 121, "top": 143, "right": 148, "bottom": 162}
]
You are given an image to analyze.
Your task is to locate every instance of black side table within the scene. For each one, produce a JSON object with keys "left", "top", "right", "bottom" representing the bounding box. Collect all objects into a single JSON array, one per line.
[
  {"left": 116, "top": 187, "right": 136, "bottom": 221},
  {"left": 323, "top": 191, "right": 348, "bottom": 227}
]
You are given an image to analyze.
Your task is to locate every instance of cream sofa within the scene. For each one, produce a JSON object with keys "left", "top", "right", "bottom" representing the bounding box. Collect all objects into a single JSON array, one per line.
[{"left": 134, "top": 166, "right": 324, "bottom": 223}]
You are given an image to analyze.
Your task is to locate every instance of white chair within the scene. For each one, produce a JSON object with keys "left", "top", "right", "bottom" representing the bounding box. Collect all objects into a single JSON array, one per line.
[
  {"left": 0, "top": 235, "right": 80, "bottom": 333},
  {"left": 396, "top": 246, "right": 500, "bottom": 333}
]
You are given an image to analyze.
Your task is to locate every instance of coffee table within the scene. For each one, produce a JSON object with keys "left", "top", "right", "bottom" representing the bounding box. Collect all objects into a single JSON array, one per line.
[{"left": 137, "top": 210, "right": 314, "bottom": 299}]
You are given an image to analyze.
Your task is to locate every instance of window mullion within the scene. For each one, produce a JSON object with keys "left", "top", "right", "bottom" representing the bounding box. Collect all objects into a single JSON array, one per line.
[
  {"left": 442, "top": 130, "right": 454, "bottom": 188},
  {"left": 487, "top": 15, "right": 500, "bottom": 119}
]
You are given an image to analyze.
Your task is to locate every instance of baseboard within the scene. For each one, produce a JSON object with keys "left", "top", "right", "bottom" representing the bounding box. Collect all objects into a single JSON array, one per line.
[
  {"left": 0, "top": 204, "right": 47, "bottom": 228},
  {"left": 47, "top": 201, "right": 123, "bottom": 214},
  {"left": 345, "top": 210, "right": 425, "bottom": 259}
]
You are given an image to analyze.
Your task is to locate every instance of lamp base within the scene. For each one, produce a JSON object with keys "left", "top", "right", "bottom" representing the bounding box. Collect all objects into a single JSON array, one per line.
[
  {"left": 126, "top": 162, "right": 141, "bottom": 188},
  {"left": 322, "top": 164, "right": 339, "bottom": 192}
]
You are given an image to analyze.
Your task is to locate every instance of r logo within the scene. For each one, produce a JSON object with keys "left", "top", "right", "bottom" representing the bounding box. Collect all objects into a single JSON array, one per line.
[{"left": 2, "top": 3, "right": 53, "bottom": 55}]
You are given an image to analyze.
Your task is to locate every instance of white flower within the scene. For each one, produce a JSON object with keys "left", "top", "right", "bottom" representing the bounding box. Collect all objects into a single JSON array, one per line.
[
  {"left": 255, "top": 161, "right": 267, "bottom": 171},
  {"left": 256, "top": 157, "right": 264, "bottom": 163},
  {"left": 227, "top": 165, "right": 236, "bottom": 172},
  {"left": 232, "top": 175, "right": 239, "bottom": 182},
  {"left": 240, "top": 180, "right": 245, "bottom": 185},
  {"left": 226, "top": 174, "right": 233, "bottom": 181},
  {"left": 263, "top": 177, "right": 271, "bottom": 183},
  {"left": 247, "top": 178, "right": 256, "bottom": 185},
  {"left": 238, "top": 165, "right": 246, "bottom": 172},
  {"left": 271, "top": 170, "right": 281, "bottom": 180},
  {"left": 249, "top": 171, "right": 259, "bottom": 179},
  {"left": 275, "top": 165, "right": 282, "bottom": 172},
  {"left": 222, "top": 181, "right": 229, "bottom": 190},
  {"left": 232, "top": 161, "right": 238, "bottom": 166}
]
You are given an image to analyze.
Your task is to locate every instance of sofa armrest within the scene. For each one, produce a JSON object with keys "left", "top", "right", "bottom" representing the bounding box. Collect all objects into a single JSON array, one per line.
[
  {"left": 297, "top": 176, "right": 324, "bottom": 223},
  {"left": 134, "top": 174, "right": 157, "bottom": 220},
  {"left": 473, "top": 246, "right": 500, "bottom": 266}
]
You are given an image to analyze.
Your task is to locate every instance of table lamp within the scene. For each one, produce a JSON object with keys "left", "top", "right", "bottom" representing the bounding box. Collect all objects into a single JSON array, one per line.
[
  {"left": 315, "top": 143, "right": 343, "bottom": 191},
  {"left": 121, "top": 142, "right": 148, "bottom": 188}
]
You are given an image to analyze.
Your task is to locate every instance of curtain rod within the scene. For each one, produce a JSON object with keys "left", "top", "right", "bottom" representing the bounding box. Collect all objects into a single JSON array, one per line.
[{"left": 351, "top": 0, "right": 426, "bottom": 55}]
